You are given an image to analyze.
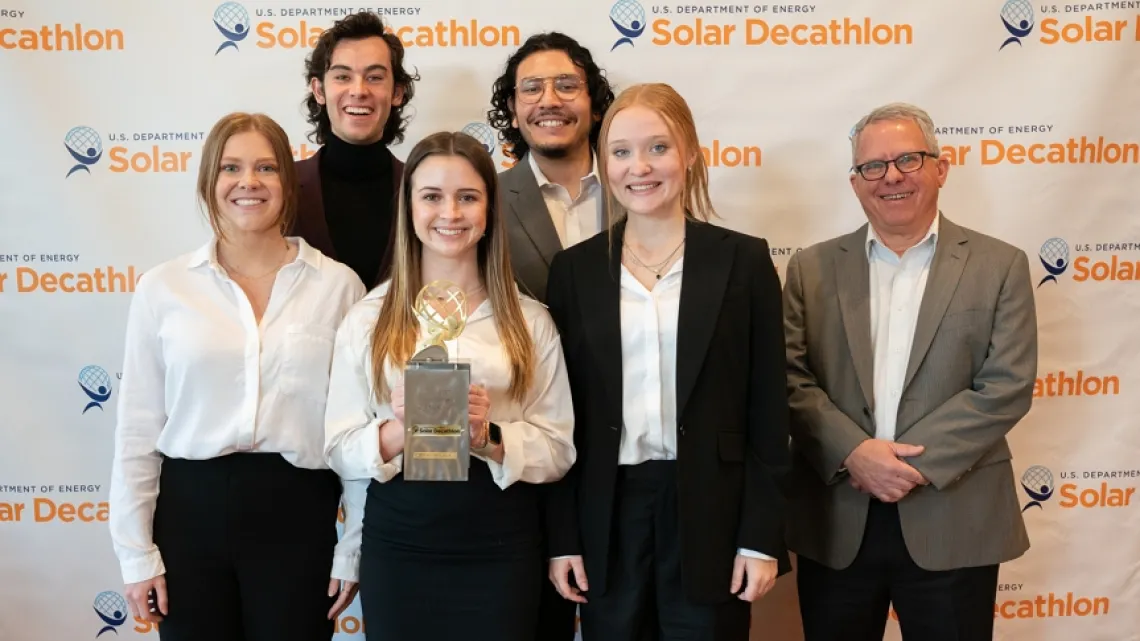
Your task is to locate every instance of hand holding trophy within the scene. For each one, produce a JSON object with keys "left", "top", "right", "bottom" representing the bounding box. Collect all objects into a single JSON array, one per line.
[{"left": 403, "top": 280, "right": 473, "bottom": 481}]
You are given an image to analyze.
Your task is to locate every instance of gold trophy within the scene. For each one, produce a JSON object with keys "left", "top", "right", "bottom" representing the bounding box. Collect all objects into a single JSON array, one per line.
[{"left": 403, "top": 280, "right": 472, "bottom": 481}]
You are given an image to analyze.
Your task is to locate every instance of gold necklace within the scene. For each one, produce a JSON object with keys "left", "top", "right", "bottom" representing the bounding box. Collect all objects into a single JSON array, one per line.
[
  {"left": 623, "top": 238, "right": 685, "bottom": 280},
  {"left": 220, "top": 240, "right": 291, "bottom": 280}
]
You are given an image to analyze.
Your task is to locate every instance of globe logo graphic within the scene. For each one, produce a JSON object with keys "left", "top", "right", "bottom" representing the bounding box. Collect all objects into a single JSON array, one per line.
[
  {"left": 65, "top": 126, "right": 103, "bottom": 178},
  {"left": 610, "top": 0, "right": 646, "bottom": 51},
  {"left": 461, "top": 122, "right": 496, "bottom": 156},
  {"left": 1021, "top": 465, "right": 1055, "bottom": 511},
  {"left": 79, "top": 365, "right": 113, "bottom": 414},
  {"left": 1038, "top": 237, "right": 1069, "bottom": 287},
  {"left": 93, "top": 591, "right": 128, "bottom": 636},
  {"left": 999, "top": 0, "right": 1035, "bottom": 50},
  {"left": 214, "top": 2, "right": 250, "bottom": 54}
]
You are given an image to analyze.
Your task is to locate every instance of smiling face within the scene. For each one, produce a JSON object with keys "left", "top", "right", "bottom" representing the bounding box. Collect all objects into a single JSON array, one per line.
[
  {"left": 410, "top": 154, "right": 488, "bottom": 262},
  {"left": 311, "top": 36, "right": 404, "bottom": 145},
  {"left": 510, "top": 50, "right": 594, "bottom": 160},
  {"left": 213, "top": 131, "right": 284, "bottom": 236},
  {"left": 604, "top": 105, "right": 690, "bottom": 220},
  {"left": 850, "top": 119, "right": 948, "bottom": 238}
]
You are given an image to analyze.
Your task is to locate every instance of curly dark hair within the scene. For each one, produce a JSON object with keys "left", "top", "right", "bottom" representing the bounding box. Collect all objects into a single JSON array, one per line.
[
  {"left": 487, "top": 32, "right": 615, "bottom": 160},
  {"left": 303, "top": 12, "right": 419, "bottom": 146}
]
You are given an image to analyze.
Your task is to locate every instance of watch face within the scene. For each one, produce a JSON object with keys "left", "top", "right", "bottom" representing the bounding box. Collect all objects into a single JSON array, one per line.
[{"left": 489, "top": 423, "right": 502, "bottom": 445}]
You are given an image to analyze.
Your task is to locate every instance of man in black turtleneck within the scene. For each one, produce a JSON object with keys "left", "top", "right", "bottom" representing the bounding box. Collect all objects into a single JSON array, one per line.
[{"left": 291, "top": 11, "right": 419, "bottom": 289}]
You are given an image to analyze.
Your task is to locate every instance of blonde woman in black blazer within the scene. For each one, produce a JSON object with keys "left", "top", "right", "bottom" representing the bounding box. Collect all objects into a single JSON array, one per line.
[{"left": 543, "top": 83, "right": 791, "bottom": 640}]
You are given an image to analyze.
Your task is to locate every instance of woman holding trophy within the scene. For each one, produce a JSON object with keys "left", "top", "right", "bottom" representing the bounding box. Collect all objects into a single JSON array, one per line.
[
  {"left": 543, "top": 84, "right": 791, "bottom": 640},
  {"left": 323, "top": 130, "right": 576, "bottom": 641}
]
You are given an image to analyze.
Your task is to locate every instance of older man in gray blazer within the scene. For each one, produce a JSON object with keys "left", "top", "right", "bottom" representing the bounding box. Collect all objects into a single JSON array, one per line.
[{"left": 784, "top": 103, "right": 1038, "bottom": 641}]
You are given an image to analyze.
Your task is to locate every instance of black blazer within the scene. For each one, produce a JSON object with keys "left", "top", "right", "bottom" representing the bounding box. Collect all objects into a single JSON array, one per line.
[{"left": 545, "top": 218, "right": 792, "bottom": 604}]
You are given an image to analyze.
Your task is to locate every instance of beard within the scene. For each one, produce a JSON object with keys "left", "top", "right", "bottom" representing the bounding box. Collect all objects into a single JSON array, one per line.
[{"left": 530, "top": 141, "right": 574, "bottom": 159}]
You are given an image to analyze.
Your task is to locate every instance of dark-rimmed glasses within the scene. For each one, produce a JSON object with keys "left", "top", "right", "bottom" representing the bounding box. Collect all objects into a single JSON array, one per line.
[{"left": 852, "top": 151, "right": 938, "bottom": 181}]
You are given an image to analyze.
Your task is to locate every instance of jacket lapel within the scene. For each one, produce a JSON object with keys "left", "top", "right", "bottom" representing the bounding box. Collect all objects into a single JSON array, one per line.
[
  {"left": 583, "top": 224, "right": 624, "bottom": 427},
  {"left": 293, "top": 148, "right": 336, "bottom": 260},
  {"left": 900, "top": 216, "right": 969, "bottom": 395},
  {"left": 835, "top": 226, "right": 876, "bottom": 413},
  {"left": 675, "top": 220, "right": 734, "bottom": 421},
  {"left": 505, "top": 156, "right": 564, "bottom": 265}
]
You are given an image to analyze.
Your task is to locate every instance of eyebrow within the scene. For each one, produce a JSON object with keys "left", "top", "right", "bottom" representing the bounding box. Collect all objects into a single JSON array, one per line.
[
  {"left": 220, "top": 156, "right": 277, "bottom": 163},
  {"left": 415, "top": 186, "right": 485, "bottom": 194},
  {"left": 328, "top": 63, "right": 389, "bottom": 74},
  {"left": 608, "top": 135, "right": 671, "bottom": 145}
]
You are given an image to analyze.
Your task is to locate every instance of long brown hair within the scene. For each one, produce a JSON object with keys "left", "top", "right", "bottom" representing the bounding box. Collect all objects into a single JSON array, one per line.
[
  {"left": 196, "top": 112, "right": 298, "bottom": 241},
  {"left": 596, "top": 83, "right": 717, "bottom": 242},
  {"left": 369, "top": 131, "right": 534, "bottom": 403}
]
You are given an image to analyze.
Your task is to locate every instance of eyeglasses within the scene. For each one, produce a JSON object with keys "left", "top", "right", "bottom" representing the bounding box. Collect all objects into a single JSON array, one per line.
[
  {"left": 515, "top": 74, "right": 585, "bottom": 104},
  {"left": 852, "top": 151, "right": 938, "bottom": 181}
]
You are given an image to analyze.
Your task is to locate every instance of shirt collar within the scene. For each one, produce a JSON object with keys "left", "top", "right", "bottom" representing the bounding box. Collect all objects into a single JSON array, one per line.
[
  {"left": 865, "top": 212, "right": 940, "bottom": 258},
  {"left": 527, "top": 151, "right": 599, "bottom": 192},
  {"left": 187, "top": 236, "right": 319, "bottom": 272}
]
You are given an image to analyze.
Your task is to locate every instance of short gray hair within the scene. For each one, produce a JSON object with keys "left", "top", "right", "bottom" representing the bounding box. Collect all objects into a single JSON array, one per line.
[{"left": 850, "top": 102, "right": 939, "bottom": 165}]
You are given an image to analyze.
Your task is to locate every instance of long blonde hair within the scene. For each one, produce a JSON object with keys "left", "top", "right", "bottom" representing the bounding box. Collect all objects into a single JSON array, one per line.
[
  {"left": 596, "top": 83, "right": 717, "bottom": 241},
  {"left": 369, "top": 131, "right": 534, "bottom": 403}
]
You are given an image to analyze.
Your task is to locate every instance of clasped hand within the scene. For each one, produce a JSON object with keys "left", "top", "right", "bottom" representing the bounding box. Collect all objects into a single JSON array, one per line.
[{"left": 844, "top": 439, "right": 929, "bottom": 502}]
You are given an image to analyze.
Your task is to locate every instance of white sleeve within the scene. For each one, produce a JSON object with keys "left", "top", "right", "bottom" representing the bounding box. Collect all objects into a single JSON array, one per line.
[
  {"left": 324, "top": 307, "right": 402, "bottom": 483},
  {"left": 108, "top": 281, "right": 168, "bottom": 584},
  {"left": 484, "top": 314, "right": 576, "bottom": 489},
  {"left": 330, "top": 477, "right": 368, "bottom": 582}
]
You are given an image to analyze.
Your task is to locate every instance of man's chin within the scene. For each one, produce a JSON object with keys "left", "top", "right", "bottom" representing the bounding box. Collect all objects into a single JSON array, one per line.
[{"left": 531, "top": 142, "right": 573, "bottom": 160}]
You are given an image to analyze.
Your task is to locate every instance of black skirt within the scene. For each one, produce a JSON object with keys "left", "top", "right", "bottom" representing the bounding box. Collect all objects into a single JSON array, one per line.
[{"left": 359, "top": 458, "right": 543, "bottom": 641}]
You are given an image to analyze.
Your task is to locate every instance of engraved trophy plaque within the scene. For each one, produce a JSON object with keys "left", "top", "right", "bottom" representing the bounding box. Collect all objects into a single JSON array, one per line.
[{"left": 403, "top": 280, "right": 472, "bottom": 481}]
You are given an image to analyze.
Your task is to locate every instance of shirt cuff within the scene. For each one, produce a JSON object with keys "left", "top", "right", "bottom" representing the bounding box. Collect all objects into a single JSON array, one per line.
[
  {"left": 119, "top": 549, "right": 166, "bottom": 584},
  {"left": 331, "top": 552, "right": 360, "bottom": 583},
  {"left": 549, "top": 555, "right": 579, "bottom": 561},
  {"left": 483, "top": 423, "right": 523, "bottom": 490},
  {"left": 737, "top": 547, "right": 776, "bottom": 561}
]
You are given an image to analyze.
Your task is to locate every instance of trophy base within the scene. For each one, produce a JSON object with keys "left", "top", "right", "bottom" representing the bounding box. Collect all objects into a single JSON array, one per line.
[{"left": 403, "top": 360, "right": 471, "bottom": 482}]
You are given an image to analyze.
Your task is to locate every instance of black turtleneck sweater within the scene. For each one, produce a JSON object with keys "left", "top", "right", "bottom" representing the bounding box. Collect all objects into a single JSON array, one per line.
[{"left": 319, "top": 134, "right": 395, "bottom": 288}]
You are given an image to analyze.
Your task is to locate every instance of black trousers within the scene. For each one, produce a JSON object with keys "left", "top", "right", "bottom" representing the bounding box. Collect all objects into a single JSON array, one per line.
[
  {"left": 580, "top": 461, "right": 751, "bottom": 641},
  {"left": 152, "top": 453, "right": 341, "bottom": 641},
  {"left": 797, "top": 500, "right": 1000, "bottom": 641}
]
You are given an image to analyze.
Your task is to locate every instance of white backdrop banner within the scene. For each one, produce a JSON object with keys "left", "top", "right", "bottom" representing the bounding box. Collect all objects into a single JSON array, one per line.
[{"left": 1, "top": 1, "right": 1137, "bottom": 640}]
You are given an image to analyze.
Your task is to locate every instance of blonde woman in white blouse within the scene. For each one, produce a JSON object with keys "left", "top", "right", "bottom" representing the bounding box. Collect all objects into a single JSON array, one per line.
[
  {"left": 109, "top": 113, "right": 365, "bottom": 641},
  {"left": 323, "top": 130, "right": 575, "bottom": 641}
]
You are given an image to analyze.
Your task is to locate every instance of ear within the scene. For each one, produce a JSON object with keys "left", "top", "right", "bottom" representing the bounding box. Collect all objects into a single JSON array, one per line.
[
  {"left": 392, "top": 83, "right": 406, "bottom": 108},
  {"left": 508, "top": 97, "right": 517, "bottom": 129},
  {"left": 310, "top": 77, "right": 326, "bottom": 105},
  {"left": 935, "top": 153, "right": 950, "bottom": 187}
]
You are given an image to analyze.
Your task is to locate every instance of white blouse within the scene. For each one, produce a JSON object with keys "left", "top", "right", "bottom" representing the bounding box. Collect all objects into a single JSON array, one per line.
[
  {"left": 324, "top": 283, "right": 576, "bottom": 490},
  {"left": 109, "top": 238, "right": 366, "bottom": 584}
]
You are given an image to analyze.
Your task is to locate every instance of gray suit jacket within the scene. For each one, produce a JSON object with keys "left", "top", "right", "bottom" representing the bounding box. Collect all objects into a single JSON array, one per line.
[
  {"left": 783, "top": 215, "right": 1037, "bottom": 571},
  {"left": 500, "top": 156, "right": 562, "bottom": 304}
]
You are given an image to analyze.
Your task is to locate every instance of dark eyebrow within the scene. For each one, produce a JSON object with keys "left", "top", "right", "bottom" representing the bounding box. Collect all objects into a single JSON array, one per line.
[{"left": 328, "top": 63, "right": 390, "bottom": 74}]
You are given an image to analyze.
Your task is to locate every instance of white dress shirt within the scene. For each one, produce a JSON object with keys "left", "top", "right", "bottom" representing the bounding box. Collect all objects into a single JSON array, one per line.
[
  {"left": 324, "top": 282, "right": 576, "bottom": 491},
  {"left": 867, "top": 215, "right": 940, "bottom": 441},
  {"left": 528, "top": 152, "right": 603, "bottom": 248},
  {"left": 617, "top": 259, "right": 772, "bottom": 561},
  {"left": 109, "top": 237, "right": 366, "bottom": 585}
]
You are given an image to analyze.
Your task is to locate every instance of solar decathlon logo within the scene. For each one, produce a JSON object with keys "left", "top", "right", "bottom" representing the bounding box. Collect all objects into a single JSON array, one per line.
[
  {"left": 64, "top": 126, "right": 103, "bottom": 178},
  {"left": 78, "top": 365, "right": 113, "bottom": 414},
  {"left": 93, "top": 591, "right": 128, "bottom": 636},
  {"left": 1038, "top": 237, "right": 1070, "bottom": 287},
  {"left": 461, "top": 122, "right": 496, "bottom": 156},
  {"left": 999, "top": 0, "right": 1035, "bottom": 50},
  {"left": 1021, "top": 465, "right": 1055, "bottom": 512},
  {"left": 609, "top": 0, "right": 646, "bottom": 51},
  {"left": 213, "top": 2, "right": 251, "bottom": 54}
]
